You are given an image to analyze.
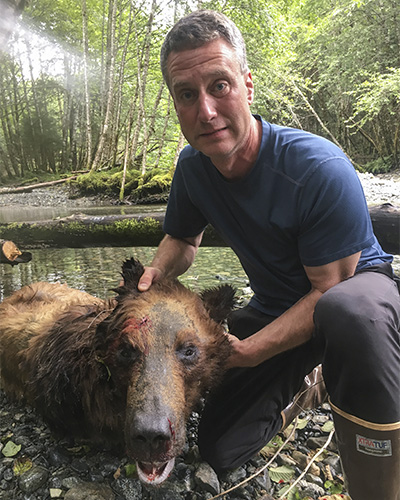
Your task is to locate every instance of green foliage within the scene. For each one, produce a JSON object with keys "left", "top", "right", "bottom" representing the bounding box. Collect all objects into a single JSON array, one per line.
[
  {"left": 124, "top": 463, "right": 137, "bottom": 478},
  {"left": 363, "top": 156, "right": 394, "bottom": 174},
  {"left": 13, "top": 457, "right": 33, "bottom": 476},
  {"left": 1, "top": 0, "right": 399, "bottom": 183},
  {"left": 348, "top": 68, "right": 400, "bottom": 125},
  {"left": 269, "top": 464, "right": 295, "bottom": 483},
  {"left": 324, "top": 479, "right": 345, "bottom": 495}
]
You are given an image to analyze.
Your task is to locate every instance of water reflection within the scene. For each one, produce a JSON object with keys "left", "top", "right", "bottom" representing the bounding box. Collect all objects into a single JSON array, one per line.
[
  {"left": 0, "top": 247, "right": 249, "bottom": 301},
  {"left": 0, "top": 247, "right": 398, "bottom": 302}
]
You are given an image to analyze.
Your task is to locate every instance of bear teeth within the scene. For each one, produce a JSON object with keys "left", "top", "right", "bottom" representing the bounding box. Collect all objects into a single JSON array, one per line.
[{"left": 136, "top": 458, "right": 175, "bottom": 485}]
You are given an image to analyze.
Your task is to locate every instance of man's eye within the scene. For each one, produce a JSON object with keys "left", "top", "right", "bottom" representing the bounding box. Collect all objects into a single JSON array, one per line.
[
  {"left": 180, "top": 91, "right": 194, "bottom": 102},
  {"left": 214, "top": 82, "right": 228, "bottom": 94}
]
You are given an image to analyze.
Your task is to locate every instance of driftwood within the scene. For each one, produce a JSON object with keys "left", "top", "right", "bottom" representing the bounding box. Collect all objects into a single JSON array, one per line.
[
  {"left": 0, "top": 240, "right": 32, "bottom": 266},
  {"left": 0, "top": 204, "right": 398, "bottom": 253},
  {"left": 0, "top": 175, "right": 83, "bottom": 195}
]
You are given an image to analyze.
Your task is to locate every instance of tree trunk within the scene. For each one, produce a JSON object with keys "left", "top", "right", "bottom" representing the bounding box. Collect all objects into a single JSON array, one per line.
[
  {"left": 139, "top": 0, "right": 157, "bottom": 178},
  {"left": 171, "top": 132, "right": 186, "bottom": 176},
  {"left": 82, "top": 0, "right": 93, "bottom": 170},
  {"left": 91, "top": 0, "right": 117, "bottom": 171},
  {"left": 156, "top": 93, "right": 172, "bottom": 167},
  {"left": 0, "top": 175, "right": 82, "bottom": 194},
  {"left": 119, "top": 97, "right": 137, "bottom": 201}
]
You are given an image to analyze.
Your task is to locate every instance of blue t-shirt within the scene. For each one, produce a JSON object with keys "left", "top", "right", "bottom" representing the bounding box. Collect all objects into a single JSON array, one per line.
[{"left": 164, "top": 117, "right": 392, "bottom": 316}]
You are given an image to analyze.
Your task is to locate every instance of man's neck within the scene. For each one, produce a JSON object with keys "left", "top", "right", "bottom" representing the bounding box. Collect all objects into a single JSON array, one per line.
[{"left": 212, "top": 117, "right": 262, "bottom": 181}]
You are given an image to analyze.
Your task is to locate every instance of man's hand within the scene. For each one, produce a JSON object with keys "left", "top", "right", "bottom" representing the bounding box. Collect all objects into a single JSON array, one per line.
[
  {"left": 137, "top": 266, "right": 163, "bottom": 292},
  {"left": 224, "top": 333, "right": 260, "bottom": 369}
]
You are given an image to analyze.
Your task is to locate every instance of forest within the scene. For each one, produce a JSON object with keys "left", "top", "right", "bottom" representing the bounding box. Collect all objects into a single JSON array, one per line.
[{"left": 0, "top": 0, "right": 399, "bottom": 200}]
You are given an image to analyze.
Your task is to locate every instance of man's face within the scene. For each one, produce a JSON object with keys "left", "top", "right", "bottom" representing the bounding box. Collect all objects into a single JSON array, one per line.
[{"left": 166, "top": 39, "right": 254, "bottom": 164}]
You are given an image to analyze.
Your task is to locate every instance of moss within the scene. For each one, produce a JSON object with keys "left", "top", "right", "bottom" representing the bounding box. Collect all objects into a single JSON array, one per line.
[
  {"left": 71, "top": 170, "right": 141, "bottom": 197},
  {"left": 70, "top": 168, "right": 172, "bottom": 200},
  {"left": 135, "top": 173, "right": 172, "bottom": 199},
  {"left": 0, "top": 218, "right": 165, "bottom": 248}
]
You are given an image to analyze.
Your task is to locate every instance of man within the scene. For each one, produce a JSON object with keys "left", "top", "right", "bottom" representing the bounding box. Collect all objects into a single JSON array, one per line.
[{"left": 138, "top": 10, "right": 400, "bottom": 499}]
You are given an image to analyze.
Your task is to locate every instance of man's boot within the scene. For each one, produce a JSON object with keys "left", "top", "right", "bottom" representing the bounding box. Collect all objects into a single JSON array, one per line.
[
  {"left": 331, "top": 401, "right": 400, "bottom": 500},
  {"left": 281, "top": 364, "right": 327, "bottom": 430}
]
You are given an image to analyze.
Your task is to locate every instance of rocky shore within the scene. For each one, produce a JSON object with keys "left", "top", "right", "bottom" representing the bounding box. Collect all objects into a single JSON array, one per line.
[
  {"left": 0, "top": 390, "right": 345, "bottom": 500},
  {"left": 0, "top": 170, "right": 399, "bottom": 208},
  {"left": 1, "top": 170, "right": 399, "bottom": 500}
]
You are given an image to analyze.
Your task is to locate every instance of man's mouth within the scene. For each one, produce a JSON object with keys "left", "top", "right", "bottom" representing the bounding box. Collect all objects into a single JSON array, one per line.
[
  {"left": 136, "top": 458, "right": 175, "bottom": 485},
  {"left": 200, "top": 126, "right": 227, "bottom": 137}
]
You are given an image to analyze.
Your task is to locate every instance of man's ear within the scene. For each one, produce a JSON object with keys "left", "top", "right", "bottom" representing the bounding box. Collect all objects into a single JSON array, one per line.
[{"left": 245, "top": 70, "right": 254, "bottom": 105}]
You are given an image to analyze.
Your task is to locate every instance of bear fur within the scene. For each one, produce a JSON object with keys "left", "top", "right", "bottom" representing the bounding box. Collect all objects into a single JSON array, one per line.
[{"left": 0, "top": 258, "right": 235, "bottom": 484}]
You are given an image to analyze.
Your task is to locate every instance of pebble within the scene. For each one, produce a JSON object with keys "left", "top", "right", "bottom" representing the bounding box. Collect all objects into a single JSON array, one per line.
[{"left": 194, "top": 462, "right": 220, "bottom": 495}]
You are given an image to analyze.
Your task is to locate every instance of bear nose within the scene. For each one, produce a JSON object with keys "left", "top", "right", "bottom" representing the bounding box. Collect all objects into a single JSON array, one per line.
[{"left": 129, "top": 413, "right": 173, "bottom": 455}]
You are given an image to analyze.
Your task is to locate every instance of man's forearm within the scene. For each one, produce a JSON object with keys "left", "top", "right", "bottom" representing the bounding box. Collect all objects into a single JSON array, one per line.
[
  {"left": 150, "top": 233, "right": 202, "bottom": 280},
  {"left": 227, "top": 288, "right": 323, "bottom": 368}
]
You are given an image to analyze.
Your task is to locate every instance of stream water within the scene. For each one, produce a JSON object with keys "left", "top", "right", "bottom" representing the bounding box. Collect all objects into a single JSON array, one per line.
[{"left": 0, "top": 246, "right": 249, "bottom": 302}]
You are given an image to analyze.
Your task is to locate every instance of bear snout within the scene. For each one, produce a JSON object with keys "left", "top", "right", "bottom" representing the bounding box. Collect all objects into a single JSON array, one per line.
[{"left": 125, "top": 410, "right": 178, "bottom": 462}]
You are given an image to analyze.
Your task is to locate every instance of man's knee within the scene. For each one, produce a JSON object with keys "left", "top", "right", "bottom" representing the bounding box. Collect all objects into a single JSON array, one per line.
[{"left": 314, "top": 281, "right": 370, "bottom": 343}]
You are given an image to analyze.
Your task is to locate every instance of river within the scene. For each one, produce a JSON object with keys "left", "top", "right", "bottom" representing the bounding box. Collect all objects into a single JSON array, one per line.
[{"left": 0, "top": 246, "right": 250, "bottom": 302}]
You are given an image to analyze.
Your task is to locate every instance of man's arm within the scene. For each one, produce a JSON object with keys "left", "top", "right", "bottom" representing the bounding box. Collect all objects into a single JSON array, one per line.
[
  {"left": 138, "top": 232, "right": 204, "bottom": 291},
  {"left": 226, "top": 251, "right": 361, "bottom": 368}
]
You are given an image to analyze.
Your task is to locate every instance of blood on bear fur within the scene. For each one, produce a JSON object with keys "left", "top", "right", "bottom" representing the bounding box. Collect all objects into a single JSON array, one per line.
[{"left": 0, "top": 258, "right": 235, "bottom": 484}]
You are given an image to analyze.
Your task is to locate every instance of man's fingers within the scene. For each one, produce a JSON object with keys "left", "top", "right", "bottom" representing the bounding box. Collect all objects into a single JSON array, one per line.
[
  {"left": 137, "top": 277, "right": 151, "bottom": 292},
  {"left": 137, "top": 267, "right": 162, "bottom": 292}
]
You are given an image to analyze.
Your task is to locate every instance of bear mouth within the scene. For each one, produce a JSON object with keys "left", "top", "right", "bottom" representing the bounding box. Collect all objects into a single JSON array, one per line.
[{"left": 136, "top": 458, "right": 175, "bottom": 485}]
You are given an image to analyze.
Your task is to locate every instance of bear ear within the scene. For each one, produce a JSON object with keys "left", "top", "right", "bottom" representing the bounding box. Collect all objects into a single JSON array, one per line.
[
  {"left": 114, "top": 258, "right": 144, "bottom": 296},
  {"left": 200, "top": 285, "right": 236, "bottom": 323}
]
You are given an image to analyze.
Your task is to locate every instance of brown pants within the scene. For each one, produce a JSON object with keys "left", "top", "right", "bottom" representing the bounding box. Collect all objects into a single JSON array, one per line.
[{"left": 198, "top": 263, "right": 400, "bottom": 471}]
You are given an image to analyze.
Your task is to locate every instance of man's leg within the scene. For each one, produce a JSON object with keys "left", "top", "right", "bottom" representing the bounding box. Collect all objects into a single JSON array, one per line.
[
  {"left": 313, "top": 264, "right": 400, "bottom": 500},
  {"left": 197, "top": 305, "right": 322, "bottom": 472}
]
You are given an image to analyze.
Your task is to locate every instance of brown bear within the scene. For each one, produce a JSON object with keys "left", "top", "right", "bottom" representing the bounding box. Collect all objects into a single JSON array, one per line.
[{"left": 0, "top": 258, "right": 234, "bottom": 485}]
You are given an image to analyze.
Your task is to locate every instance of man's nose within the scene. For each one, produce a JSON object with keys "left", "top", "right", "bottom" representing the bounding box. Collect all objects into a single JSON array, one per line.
[{"left": 198, "top": 93, "right": 217, "bottom": 122}]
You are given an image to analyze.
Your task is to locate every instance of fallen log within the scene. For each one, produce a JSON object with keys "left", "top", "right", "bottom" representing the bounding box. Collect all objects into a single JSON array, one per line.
[
  {"left": 0, "top": 240, "right": 32, "bottom": 266},
  {"left": 0, "top": 213, "right": 224, "bottom": 248},
  {"left": 0, "top": 204, "right": 398, "bottom": 254},
  {"left": 0, "top": 175, "right": 82, "bottom": 194},
  {"left": 369, "top": 203, "right": 400, "bottom": 255}
]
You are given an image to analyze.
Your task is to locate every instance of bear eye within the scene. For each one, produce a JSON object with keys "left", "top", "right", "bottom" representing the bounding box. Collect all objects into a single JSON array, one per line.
[
  {"left": 117, "top": 344, "right": 139, "bottom": 364},
  {"left": 176, "top": 343, "right": 199, "bottom": 366}
]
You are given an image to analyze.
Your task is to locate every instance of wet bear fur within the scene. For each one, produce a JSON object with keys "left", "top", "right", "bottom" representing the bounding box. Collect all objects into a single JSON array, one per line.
[{"left": 0, "top": 258, "right": 235, "bottom": 483}]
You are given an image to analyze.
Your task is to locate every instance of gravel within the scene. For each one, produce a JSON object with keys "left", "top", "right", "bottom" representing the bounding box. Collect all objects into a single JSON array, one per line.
[
  {"left": 0, "top": 170, "right": 399, "bottom": 208},
  {"left": 0, "top": 170, "right": 399, "bottom": 499},
  {"left": 0, "top": 392, "right": 344, "bottom": 500}
]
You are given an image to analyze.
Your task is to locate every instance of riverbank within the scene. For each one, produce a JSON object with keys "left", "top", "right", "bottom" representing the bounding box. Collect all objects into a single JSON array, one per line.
[{"left": 0, "top": 170, "right": 399, "bottom": 208}]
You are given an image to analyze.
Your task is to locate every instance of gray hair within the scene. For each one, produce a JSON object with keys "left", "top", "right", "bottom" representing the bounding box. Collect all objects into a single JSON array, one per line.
[{"left": 160, "top": 10, "right": 248, "bottom": 86}]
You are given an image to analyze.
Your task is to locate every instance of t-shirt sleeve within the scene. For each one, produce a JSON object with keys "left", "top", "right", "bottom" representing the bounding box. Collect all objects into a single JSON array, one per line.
[
  {"left": 163, "top": 159, "right": 208, "bottom": 238},
  {"left": 297, "top": 157, "right": 375, "bottom": 267}
]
